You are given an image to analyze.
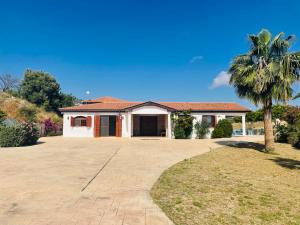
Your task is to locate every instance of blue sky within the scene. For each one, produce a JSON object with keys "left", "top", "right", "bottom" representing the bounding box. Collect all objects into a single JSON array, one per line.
[{"left": 1, "top": 0, "right": 300, "bottom": 109}]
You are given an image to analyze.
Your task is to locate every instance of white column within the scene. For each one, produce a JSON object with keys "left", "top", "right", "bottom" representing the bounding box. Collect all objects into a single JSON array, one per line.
[
  {"left": 128, "top": 112, "right": 132, "bottom": 137},
  {"left": 167, "top": 112, "right": 172, "bottom": 138},
  {"left": 242, "top": 114, "right": 246, "bottom": 136}
]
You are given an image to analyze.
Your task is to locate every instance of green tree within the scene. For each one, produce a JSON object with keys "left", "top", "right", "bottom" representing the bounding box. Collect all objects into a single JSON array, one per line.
[
  {"left": 172, "top": 111, "right": 194, "bottom": 139},
  {"left": 229, "top": 29, "right": 300, "bottom": 152},
  {"left": 20, "top": 70, "right": 61, "bottom": 112},
  {"left": 59, "top": 93, "right": 80, "bottom": 108},
  {"left": 272, "top": 105, "right": 286, "bottom": 120},
  {"left": 245, "top": 110, "right": 264, "bottom": 122}
]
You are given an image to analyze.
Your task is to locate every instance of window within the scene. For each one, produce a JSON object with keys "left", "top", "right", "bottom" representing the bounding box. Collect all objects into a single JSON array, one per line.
[
  {"left": 202, "top": 115, "right": 215, "bottom": 127},
  {"left": 74, "top": 116, "right": 87, "bottom": 127},
  {"left": 70, "top": 116, "right": 92, "bottom": 127}
]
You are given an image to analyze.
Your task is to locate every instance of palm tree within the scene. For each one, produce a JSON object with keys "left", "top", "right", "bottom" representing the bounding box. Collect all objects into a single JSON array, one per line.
[{"left": 229, "top": 29, "right": 300, "bottom": 152}]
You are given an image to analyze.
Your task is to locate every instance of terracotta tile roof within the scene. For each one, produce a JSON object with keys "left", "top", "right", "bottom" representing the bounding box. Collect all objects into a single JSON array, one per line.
[
  {"left": 160, "top": 102, "right": 250, "bottom": 112},
  {"left": 60, "top": 97, "right": 250, "bottom": 112},
  {"left": 83, "top": 96, "right": 128, "bottom": 103},
  {"left": 60, "top": 102, "right": 140, "bottom": 111}
]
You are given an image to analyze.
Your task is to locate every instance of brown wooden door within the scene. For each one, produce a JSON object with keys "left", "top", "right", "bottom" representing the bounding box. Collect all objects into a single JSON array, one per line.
[
  {"left": 116, "top": 116, "right": 122, "bottom": 137},
  {"left": 94, "top": 115, "right": 100, "bottom": 137}
]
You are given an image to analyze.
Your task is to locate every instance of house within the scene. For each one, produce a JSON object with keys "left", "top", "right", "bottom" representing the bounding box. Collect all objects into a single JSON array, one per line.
[{"left": 59, "top": 97, "right": 250, "bottom": 138}]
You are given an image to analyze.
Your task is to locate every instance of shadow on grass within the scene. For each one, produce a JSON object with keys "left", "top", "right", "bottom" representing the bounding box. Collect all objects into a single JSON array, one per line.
[
  {"left": 215, "top": 141, "right": 265, "bottom": 152},
  {"left": 269, "top": 157, "right": 300, "bottom": 170}
]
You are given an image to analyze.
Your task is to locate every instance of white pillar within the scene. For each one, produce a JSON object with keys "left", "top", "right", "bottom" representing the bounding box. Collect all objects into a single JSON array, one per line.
[
  {"left": 128, "top": 112, "right": 132, "bottom": 137},
  {"left": 167, "top": 112, "right": 172, "bottom": 138},
  {"left": 242, "top": 114, "right": 246, "bottom": 136}
]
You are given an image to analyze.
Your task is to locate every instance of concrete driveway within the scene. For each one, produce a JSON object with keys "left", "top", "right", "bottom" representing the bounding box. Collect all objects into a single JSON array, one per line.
[{"left": 0, "top": 136, "right": 263, "bottom": 225}]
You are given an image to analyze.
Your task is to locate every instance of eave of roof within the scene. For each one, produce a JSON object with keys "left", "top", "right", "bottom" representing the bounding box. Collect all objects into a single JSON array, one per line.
[
  {"left": 59, "top": 101, "right": 251, "bottom": 113},
  {"left": 123, "top": 101, "right": 176, "bottom": 111}
]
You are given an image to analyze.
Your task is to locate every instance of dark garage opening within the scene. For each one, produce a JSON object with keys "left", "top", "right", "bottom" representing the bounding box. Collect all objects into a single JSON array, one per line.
[
  {"left": 140, "top": 116, "right": 157, "bottom": 136},
  {"left": 133, "top": 115, "right": 166, "bottom": 137}
]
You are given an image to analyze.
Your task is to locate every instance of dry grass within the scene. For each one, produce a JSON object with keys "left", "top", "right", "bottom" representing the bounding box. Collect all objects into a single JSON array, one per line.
[
  {"left": 151, "top": 142, "right": 300, "bottom": 225},
  {"left": 0, "top": 92, "right": 61, "bottom": 123},
  {"left": 232, "top": 121, "right": 264, "bottom": 130}
]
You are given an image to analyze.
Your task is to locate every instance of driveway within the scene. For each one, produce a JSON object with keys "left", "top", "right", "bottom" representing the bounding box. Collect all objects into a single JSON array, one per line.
[{"left": 0, "top": 136, "right": 263, "bottom": 225}]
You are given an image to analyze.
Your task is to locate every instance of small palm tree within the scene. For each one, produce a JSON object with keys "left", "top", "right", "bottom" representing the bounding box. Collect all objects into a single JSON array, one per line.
[{"left": 229, "top": 29, "right": 300, "bottom": 152}]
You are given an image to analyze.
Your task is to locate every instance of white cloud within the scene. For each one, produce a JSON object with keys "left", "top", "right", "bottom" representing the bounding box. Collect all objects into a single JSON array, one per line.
[
  {"left": 189, "top": 55, "right": 203, "bottom": 63},
  {"left": 210, "top": 71, "right": 231, "bottom": 89}
]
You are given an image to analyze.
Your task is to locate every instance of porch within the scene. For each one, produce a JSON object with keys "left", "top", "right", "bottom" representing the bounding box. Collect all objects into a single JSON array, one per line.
[{"left": 132, "top": 115, "right": 167, "bottom": 137}]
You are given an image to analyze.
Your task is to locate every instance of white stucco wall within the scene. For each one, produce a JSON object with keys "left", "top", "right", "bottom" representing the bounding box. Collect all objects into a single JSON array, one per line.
[
  {"left": 191, "top": 113, "right": 214, "bottom": 139},
  {"left": 62, "top": 110, "right": 246, "bottom": 139},
  {"left": 190, "top": 112, "right": 246, "bottom": 139},
  {"left": 63, "top": 112, "right": 122, "bottom": 138},
  {"left": 62, "top": 112, "right": 95, "bottom": 137},
  {"left": 131, "top": 106, "right": 168, "bottom": 115}
]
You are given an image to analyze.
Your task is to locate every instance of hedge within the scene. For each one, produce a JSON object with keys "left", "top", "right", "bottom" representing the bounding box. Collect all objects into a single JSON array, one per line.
[
  {"left": 0, "top": 123, "right": 39, "bottom": 147},
  {"left": 211, "top": 119, "right": 233, "bottom": 139}
]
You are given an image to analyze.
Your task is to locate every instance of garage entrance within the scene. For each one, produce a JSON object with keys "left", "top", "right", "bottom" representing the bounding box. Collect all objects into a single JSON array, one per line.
[{"left": 133, "top": 115, "right": 166, "bottom": 137}]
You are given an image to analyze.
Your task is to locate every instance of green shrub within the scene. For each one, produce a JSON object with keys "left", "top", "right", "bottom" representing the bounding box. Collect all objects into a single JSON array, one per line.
[
  {"left": 211, "top": 128, "right": 224, "bottom": 138},
  {"left": 0, "top": 122, "right": 39, "bottom": 147},
  {"left": 194, "top": 120, "right": 210, "bottom": 139},
  {"left": 211, "top": 119, "right": 233, "bottom": 139},
  {"left": 287, "top": 132, "right": 299, "bottom": 146},
  {"left": 274, "top": 109, "right": 300, "bottom": 149},
  {"left": 174, "top": 125, "right": 186, "bottom": 139},
  {"left": 275, "top": 125, "right": 292, "bottom": 143},
  {"left": 20, "top": 123, "right": 39, "bottom": 146},
  {"left": 172, "top": 111, "right": 194, "bottom": 139},
  {"left": 0, "top": 126, "right": 22, "bottom": 147},
  {"left": 0, "top": 109, "right": 6, "bottom": 124}
]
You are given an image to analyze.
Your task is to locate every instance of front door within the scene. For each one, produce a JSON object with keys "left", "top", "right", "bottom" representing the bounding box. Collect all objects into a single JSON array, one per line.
[
  {"left": 100, "top": 116, "right": 117, "bottom": 136},
  {"left": 109, "top": 116, "right": 116, "bottom": 136},
  {"left": 140, "top": 116, "right": 157, "bottom": 136},
  {"left": 100, "top": 116, "right": 109, "bottom": 136}
]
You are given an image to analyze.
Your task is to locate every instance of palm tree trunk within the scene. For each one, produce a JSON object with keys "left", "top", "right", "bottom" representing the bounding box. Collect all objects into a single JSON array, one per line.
[{"left": 263, "top": 99, "right": 275, "bottom": 153}]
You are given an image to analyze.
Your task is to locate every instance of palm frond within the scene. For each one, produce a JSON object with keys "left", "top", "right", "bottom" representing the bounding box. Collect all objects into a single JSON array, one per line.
[
  {"left": 228, "top": 29, "right": 300, "bottom": 105},
  {"left": 258, "top": 29, "right": 272, "bottom": 45},
  {"left": 293, "top": 92, "right": 300, "bottom": 100}
]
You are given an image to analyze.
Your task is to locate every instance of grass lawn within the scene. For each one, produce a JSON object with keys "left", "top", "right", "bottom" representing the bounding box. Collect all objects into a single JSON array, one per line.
[{"left": 150, "top": 142, "right": 300, "bottom": 225}]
